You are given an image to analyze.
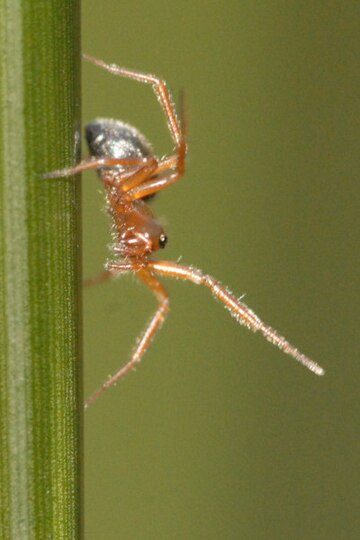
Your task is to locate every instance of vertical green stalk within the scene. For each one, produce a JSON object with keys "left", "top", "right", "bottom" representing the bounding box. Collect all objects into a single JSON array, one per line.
[{"left": 0, "top": 1, "right": 82, "bottom": 538}]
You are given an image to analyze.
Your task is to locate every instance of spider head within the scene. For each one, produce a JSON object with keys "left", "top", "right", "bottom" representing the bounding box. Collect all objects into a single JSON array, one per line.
[{"left": 114, "top": 200, "right": 167, "bottom": 258}]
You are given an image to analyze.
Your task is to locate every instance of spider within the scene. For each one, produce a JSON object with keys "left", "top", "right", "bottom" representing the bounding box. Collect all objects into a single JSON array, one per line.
[{"left": 48, "top": 54, "right": 324, "bottom": 409}]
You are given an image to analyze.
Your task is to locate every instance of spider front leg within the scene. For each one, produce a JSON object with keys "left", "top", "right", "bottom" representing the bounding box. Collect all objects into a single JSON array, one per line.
[
  {"left": 148, "top": 261, "right": 325, "bottom": 376},
  {"left": 111, "top": 260, "right": 325, "bottom": 377},
  {"left": 85, "top": 266, "right": 170, "bottom": 409}
]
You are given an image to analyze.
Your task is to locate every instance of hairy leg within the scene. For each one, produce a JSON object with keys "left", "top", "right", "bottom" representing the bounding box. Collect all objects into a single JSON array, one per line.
[{"left": 85, "top": 267, "right": 170, "bottom": 409}]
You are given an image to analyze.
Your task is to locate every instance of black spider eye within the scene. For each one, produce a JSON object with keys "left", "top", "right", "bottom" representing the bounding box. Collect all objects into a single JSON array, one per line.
[{"left": 159, "top": 233, "right": 167, "bottom": 248}]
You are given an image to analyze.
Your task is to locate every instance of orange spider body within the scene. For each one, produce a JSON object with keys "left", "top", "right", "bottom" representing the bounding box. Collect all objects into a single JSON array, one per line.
[
  {"left": 86, "top": 118, "right": 167, "bottom": 258},
  {"left": 48, "top": 54, "right": 324, "bottom": 409}
]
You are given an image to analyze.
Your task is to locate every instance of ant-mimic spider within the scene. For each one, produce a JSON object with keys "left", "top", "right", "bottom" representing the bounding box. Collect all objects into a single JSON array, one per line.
[{"left": 48, "top": 54, "right": 324, "bottom": 409}]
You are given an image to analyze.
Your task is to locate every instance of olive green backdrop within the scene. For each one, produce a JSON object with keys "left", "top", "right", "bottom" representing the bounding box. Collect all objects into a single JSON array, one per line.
[{"left": 82, "top": 2, "right": 359, "bottom": 539}]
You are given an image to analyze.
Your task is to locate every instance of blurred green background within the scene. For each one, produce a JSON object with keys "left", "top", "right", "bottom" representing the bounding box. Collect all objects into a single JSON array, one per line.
[{"left": 82, "top": 2, "right": 359, "bottom": 539}]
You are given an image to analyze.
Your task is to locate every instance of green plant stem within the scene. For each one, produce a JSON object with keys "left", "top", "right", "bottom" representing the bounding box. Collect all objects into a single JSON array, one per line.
[{"left": 0, "top": 1, "right": 82, "bottom": 538}]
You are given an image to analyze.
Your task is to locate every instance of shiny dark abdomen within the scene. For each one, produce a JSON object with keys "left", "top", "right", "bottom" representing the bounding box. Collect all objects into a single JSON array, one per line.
[{"left": 85, "top": 118, "right": 157, "bottom": 200}]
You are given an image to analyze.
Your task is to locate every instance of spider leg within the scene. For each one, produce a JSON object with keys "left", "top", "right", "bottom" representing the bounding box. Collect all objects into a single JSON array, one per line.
[
  {"left": 85, "top": 266, "right": 170, "bottom": 409},
  {"left": 83, "top": 54, "right": 185, "bottom": 151},
  {"left": 122, "top": 154, "right": 184, "bottom": 199},
  {"left": 44, "top": 156, "right": 155, "bottom": 180},
  {"left": 119, "top": 157, "right": 158, "bottom": 192},
  {"left": 127, "top": 170, "right": 183, "bottom": 201},
  {"left": 110, "top": 260, "right": 325, "bottom": 377},
  {"left": 83, "top": 270, "right": 114, "bottom": 288}
]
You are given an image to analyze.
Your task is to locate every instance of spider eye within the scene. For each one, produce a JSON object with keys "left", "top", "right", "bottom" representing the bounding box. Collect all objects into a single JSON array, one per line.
[{"left": 159, "top": 233, "right": 167, "bottom": 249}]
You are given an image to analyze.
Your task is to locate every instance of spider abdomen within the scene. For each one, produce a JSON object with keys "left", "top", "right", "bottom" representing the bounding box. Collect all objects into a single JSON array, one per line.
[{"left": 86, "top": 118, "right": 153, "bottom": 174}]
